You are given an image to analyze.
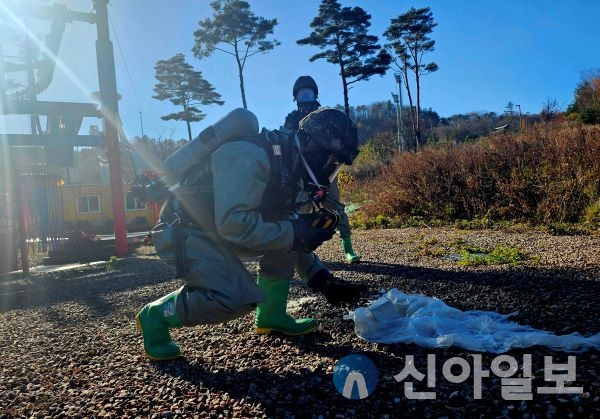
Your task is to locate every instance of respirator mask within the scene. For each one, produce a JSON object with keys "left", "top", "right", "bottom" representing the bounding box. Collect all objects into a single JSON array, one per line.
[
  {"left": 295, "top": 87, "right": 316, "bottom": 104},
  {"left": 296, "top": 88, "right": 319, "bottom": 115}
]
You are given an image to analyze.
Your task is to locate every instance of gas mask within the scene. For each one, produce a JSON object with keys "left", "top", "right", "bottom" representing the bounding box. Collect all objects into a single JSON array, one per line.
[
  {"left": 295, "top": 88, "right": 320, "bottom": 116},
  {"left": 295, "top": 87, "right": 316, "bottom": 104}
]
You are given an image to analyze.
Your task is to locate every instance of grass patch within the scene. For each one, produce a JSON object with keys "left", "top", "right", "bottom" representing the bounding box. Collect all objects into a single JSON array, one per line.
[
  {"left": 584, "top": 198, "right": 600, "bottom": 225},
  {"left": 106, "top": 255, "right": 119, "bottom": 271},
  {"left": 545, "top": 222, "right": 591, "bottom": 236},
  {"left": 415, "top": 236, "right": 529, "bottom": 267},
  {"left": 417, "top": 238, "right": 447, "bottom": 257},
  {"left": 457, "top": 245, "right": 529, "bottom": 267}
]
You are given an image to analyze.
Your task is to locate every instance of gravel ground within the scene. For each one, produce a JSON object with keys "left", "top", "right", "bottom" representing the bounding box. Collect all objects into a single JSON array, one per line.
[{"left": 1, "top": 226, "right": 599, "bottom": 418}]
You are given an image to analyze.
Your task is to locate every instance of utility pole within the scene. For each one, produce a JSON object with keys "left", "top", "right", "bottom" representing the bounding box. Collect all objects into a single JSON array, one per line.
[
  {"left": 391, "top": 92, "right": 400, "bottom": 153},
  {"left": 93, "top": 0, "right": 128, "bottom": 256},
  {"left": 139, "top": 111, "right": 144, "bottom": 137},
  {"left": 394, "top": 73, "right": 404, "bottom": 153},
  {"left": 515, "top": 104, "right": 522, "bottom": 131}
]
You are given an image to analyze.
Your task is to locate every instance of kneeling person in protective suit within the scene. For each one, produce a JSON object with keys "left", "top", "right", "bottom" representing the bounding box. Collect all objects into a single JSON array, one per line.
[{"left": 136, "top": 108, "right": 360, "bottom": 360}]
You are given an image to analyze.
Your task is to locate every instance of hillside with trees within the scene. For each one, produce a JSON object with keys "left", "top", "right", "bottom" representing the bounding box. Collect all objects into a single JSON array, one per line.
[{"left": 339, "top": 70, "right": 600, "bottom": 231}]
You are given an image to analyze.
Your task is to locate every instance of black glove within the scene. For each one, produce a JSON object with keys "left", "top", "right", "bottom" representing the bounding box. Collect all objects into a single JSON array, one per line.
[
  {"left": 291, "top": 218, "right": 335, "bottom": 253},
  {"left": 308, "top": 268, "right": 368, "bottom": 305},
  {"left": 304, "top": 207, "right": 340, "bottom": 230}
]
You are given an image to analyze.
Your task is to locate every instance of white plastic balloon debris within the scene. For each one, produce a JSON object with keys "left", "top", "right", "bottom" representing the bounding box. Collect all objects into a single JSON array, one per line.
[{"left": 346, "top": 289, "right": 600, "bottom": 353}]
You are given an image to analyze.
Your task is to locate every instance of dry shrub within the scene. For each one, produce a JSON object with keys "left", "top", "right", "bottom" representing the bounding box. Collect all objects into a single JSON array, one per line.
[{"left": 360, "top": 122, "right": 600, "bottom": 224}]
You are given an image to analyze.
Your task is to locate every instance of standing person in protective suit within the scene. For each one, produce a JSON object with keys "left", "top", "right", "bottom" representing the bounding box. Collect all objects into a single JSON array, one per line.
[
  {"left": 136, "top": 108, "right": 360, "bottom": 361},
  {"left": 285, "top": 76, "right": 361, "bottom": 264}
]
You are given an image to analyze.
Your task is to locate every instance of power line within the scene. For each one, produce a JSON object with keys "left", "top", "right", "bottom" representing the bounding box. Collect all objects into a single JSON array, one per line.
[{"left": 107, "top": 7, "right": 145, "bottom": 137}]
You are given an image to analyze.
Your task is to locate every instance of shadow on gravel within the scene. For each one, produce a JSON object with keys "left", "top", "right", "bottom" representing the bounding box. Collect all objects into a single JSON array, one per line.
[
  {"left": 0, "top": 258, "right": 177, "bottom": 318},
  {"left": 326, "top": 260, "right": 600, "bottom": 335}
]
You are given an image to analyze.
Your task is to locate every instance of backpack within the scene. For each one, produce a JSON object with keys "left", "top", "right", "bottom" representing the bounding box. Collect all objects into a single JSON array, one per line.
[
  {"left": 156, "top": 109, "right": 298, "bottom": 228},
  {"left": 146, "top": 108, "right": 264, "bottom": 202},
  {"left": 163, "top": 108, "right": 260, "bottom": 191}
]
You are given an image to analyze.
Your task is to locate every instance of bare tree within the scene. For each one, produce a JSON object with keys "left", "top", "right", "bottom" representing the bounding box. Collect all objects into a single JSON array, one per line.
[{"left": 540, "top": 98, "right": 561, "bottom": 122}]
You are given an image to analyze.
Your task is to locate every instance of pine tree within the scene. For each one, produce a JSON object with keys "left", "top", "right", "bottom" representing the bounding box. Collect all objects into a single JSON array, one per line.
[
  {"left": 192, "top": 0, "right": 279, "bottom": 109},
  {"left": 297, "top": 0, "right": 390, "bottom": 116},
  {"left": 152, "top": 53, "right": 223, "bottom": 141},
  {"left": 384, "top": 7, "right": 438, "bottom": 151}
]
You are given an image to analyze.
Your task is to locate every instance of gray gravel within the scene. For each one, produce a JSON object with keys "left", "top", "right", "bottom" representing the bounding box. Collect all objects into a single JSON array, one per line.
[{"left": 1, "top": 226, "right": 599, "bottom": 418}]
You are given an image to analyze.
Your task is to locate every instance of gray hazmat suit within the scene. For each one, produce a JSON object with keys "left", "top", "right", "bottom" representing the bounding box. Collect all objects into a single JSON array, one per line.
[{"left": 151, "top": 137, "right": 324, "bottom": 326}]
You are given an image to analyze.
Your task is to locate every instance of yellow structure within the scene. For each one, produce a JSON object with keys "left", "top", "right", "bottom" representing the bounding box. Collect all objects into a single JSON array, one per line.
[{"left": 60, "top": 184, "right": 160, "bottom": 233}]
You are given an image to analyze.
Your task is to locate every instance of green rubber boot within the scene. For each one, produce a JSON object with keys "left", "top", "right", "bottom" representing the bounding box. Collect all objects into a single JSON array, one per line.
[
  {"left": 255, "top": 276, "right": 319, "bottom": 335},
  {"left": 136, "top": 290, "right": 183, "bottom": 360},
  {"left": 341, "top": 236, "right": 361, "bottom": 263}
]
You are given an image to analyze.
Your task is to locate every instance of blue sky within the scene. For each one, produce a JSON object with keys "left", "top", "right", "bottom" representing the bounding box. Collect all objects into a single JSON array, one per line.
[{"left": 1, "top": 0, "right": 599, "bottom": 141}]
